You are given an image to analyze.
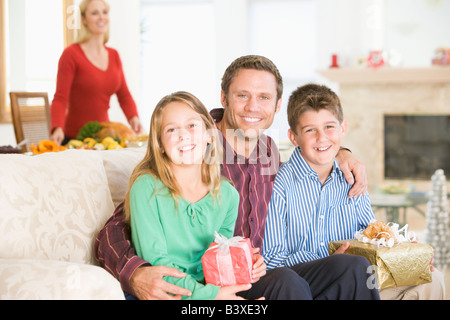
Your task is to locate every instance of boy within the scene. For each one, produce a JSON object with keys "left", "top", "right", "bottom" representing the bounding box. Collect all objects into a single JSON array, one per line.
[
  {"left": 262, "top": 84, "right": 445, "bottom": 300},
  {"left": 262, "top": 83, "right": 374, "bottom": 268}
]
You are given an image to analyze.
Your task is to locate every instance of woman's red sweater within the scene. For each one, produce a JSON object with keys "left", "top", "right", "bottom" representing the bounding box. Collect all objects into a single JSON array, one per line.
[{"left": 50, "top": 43, "right": 138, "bottom": 138}]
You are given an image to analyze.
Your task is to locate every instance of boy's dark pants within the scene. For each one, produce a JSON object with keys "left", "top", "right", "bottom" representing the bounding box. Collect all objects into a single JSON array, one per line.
[{"left": 241, "top": 254, "right": 380, "bottom": 300}]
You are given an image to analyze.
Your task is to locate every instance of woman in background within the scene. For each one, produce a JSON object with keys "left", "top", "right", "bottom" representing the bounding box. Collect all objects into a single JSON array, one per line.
[{"left": 50, "top": 0, "right": 143, "bottom": 145}]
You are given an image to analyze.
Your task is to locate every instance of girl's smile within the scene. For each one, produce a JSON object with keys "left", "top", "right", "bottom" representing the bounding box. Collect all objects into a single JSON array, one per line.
[{"left": 178, "top": 144, "right": 196, "bottom": 152}]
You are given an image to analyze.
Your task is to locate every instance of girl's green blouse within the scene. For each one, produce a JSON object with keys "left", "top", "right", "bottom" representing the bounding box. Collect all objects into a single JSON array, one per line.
[{"left": 129, "top": 174, "right": 240, "bottom": 300}]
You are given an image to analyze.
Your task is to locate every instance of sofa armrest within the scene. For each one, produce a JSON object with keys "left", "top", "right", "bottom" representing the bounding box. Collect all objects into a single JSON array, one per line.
[{"left": 0, "top": 259, "right": 124, "bottom": 300}]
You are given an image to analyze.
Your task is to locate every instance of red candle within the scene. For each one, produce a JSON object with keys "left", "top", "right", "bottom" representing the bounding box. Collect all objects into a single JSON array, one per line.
[{"left": 330, "top": 54, "right": 339, "bottom": 68}]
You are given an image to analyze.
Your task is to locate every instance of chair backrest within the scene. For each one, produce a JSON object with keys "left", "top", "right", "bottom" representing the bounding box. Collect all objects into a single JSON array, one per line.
[{"left": 9, "top": 92, "right": 51, "bottom": 153}]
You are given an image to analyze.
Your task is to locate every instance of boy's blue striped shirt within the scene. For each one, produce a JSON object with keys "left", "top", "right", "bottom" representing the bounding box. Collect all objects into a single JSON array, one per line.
[{"left": 262, "top": 147, "right": 375, "bottom": 270}]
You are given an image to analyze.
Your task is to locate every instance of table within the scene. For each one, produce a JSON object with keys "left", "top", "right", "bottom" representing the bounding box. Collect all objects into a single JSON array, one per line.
[{"left": 370, "top": 192, "right": 429, "bottom": 226}]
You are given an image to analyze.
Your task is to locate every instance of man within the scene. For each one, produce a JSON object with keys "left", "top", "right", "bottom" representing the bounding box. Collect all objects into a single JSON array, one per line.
[{"left": 95, "top": 55, "right": 373, "bottom": 300}]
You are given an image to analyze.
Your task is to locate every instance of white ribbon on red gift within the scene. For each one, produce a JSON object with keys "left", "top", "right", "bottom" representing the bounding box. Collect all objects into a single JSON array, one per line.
[
  {"left": 210, "top": 232, "right": 245, "bottom": 252},
  {"left": 355, "top": 219, "right": 417, "bottom": 248},
  {"left": 206, "top": 232, "right": 253, "bottom": 286}
]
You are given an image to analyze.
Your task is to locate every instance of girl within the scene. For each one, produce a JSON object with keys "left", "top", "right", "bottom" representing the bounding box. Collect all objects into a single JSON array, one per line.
[{"left": 124, "top": 91, "right": 247, "bottom": 300}]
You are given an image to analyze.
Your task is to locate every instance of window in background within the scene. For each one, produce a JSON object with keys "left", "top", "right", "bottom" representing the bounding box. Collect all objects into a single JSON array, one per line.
[
  {"left": 140, "top": 0, "right": 216, "bottom": 123},
  {"left": 249, "top": 0, "right": 318, "bottom": 142},
  {"left": 139, "top": 0, "right": 319, "bottom": 143},
  {"left": 5, "top": 0, "right": 64, "bottom": 105}
]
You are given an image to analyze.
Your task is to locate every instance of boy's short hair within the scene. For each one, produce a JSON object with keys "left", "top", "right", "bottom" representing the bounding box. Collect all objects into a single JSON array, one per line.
[{"left": 287, "top": 83, "right": 343, "bottom": 134}]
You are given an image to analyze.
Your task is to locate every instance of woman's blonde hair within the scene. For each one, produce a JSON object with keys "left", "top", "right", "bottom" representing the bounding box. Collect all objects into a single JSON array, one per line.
[
  {"left": 124, "top": 91, "right": 223, "bottom": 222},
  {"left": 76, "top": 0, "right": 110, "bottom": 44}
]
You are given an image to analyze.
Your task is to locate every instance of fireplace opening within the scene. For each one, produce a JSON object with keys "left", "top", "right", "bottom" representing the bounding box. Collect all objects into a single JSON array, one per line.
[{"left": 384, "top": 115, "right": 450, "bottom": 180}]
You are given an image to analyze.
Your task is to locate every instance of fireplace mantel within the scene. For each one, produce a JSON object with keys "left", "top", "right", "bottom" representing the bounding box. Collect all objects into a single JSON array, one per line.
[
  {"left": 318, "top": 66, "right": 450, "bottom": 191},
  {"left": 318, "top": 66, "right": 450, "bottom": 84}
]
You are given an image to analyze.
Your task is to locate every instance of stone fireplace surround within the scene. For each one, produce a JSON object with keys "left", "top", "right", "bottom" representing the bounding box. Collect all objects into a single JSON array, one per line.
[{"left": 318, "top": 66, "right": 450, "bottom": 193}]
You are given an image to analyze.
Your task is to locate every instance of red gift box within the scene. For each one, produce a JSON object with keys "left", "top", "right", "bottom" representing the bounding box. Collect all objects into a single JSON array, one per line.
[{"left": 201, "top": 233, "right": 253, "bottom": 286}]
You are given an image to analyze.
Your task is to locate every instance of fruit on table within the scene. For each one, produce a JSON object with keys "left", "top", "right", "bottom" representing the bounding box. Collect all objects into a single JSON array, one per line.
[
  {"left": 65, "top": 136, "right": 124, "bottom": 150},
  {"left": 66, "top": 139, "right": 84, "bottom": 149},
  {"left": 83, "top": 137, "right": 97, "bottom": 148},
  {"left": 30, "top": 140, "right": 66, "bottom": 154},
  {"left": 101, "top": 137, "right": 122, "bottom": 150},
  {"left": 30, "top": 134, "right": 131, "bottom": 154}
]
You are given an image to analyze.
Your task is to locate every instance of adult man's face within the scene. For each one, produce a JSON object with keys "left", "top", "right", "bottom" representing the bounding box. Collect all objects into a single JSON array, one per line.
[{"left": 220, "top": 68, "right": 281, "bottom": 141}]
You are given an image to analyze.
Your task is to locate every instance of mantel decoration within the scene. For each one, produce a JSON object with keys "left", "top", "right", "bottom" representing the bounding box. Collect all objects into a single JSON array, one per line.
[
  {"left": 431, "top": 47, "right": 450, "bottom": 66},
  {"left": 367, "top": 50, "right": 385, "bottom": 68}
]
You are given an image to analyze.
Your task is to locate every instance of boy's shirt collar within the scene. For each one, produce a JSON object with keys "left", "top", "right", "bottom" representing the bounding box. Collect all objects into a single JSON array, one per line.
[{"left": 288, "top": 146, "right": 345, "bottom": 184}]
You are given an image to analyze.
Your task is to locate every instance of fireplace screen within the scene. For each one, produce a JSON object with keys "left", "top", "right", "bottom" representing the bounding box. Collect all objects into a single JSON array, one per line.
[{"left": 384, "top": 115, "right": 450, "bottom": 180}]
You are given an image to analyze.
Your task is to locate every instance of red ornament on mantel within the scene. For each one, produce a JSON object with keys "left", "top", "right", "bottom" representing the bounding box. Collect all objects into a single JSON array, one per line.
[
  {"left": 367, "top": 51, "right": 385, "bottom": 68},
  {"left": 330, "top": 54, "right": 339, "bottom": 68}
]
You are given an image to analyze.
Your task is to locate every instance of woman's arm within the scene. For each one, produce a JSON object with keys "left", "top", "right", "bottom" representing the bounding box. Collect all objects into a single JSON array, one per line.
[{"left": 50, "top": 47, "right": 77, "bottom": 137}]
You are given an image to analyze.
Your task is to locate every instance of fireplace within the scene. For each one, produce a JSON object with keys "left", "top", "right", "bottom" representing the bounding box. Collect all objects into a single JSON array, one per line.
[
  {"left": 318, "top": 67, "right": 450, "bottom": 191},
  {"left": 384, "top": 115, "right": 450, "bottom": 180}
]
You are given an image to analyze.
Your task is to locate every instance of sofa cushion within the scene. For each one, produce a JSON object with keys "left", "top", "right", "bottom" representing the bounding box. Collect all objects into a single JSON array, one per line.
[
  {"left": 0, "top": 258, "right": 124, "bottom": 300},
  {"left": 98, "top": 147, "right": 146, "bottom": 207},
  {"left": 0, "top": 150, "right": 115, "bottom": 265}
]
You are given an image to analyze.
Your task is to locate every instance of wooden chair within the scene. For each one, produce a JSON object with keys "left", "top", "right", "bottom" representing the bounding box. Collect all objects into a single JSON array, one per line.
[{"left": 9, "top": 92, "right": 51, "bottom": 153}]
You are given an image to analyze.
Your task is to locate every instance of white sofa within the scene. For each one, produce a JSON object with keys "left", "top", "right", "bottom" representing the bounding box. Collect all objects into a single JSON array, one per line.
[{"left": 0, "top": 147, "right": 147, "bottom": 299}]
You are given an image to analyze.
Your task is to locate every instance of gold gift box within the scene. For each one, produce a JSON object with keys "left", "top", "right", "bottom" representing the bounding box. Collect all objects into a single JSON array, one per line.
[{"left": 329, "top": 239, "right": 433, "bottom": 290}]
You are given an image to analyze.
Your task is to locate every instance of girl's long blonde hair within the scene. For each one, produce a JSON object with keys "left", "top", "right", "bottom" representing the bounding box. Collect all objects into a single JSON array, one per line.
[
  {"left": 76, "top": 0, "right": 110, "bottom": 44},
  {"left": 124, "top": 91, "right": 223, "bottom": 222}
]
